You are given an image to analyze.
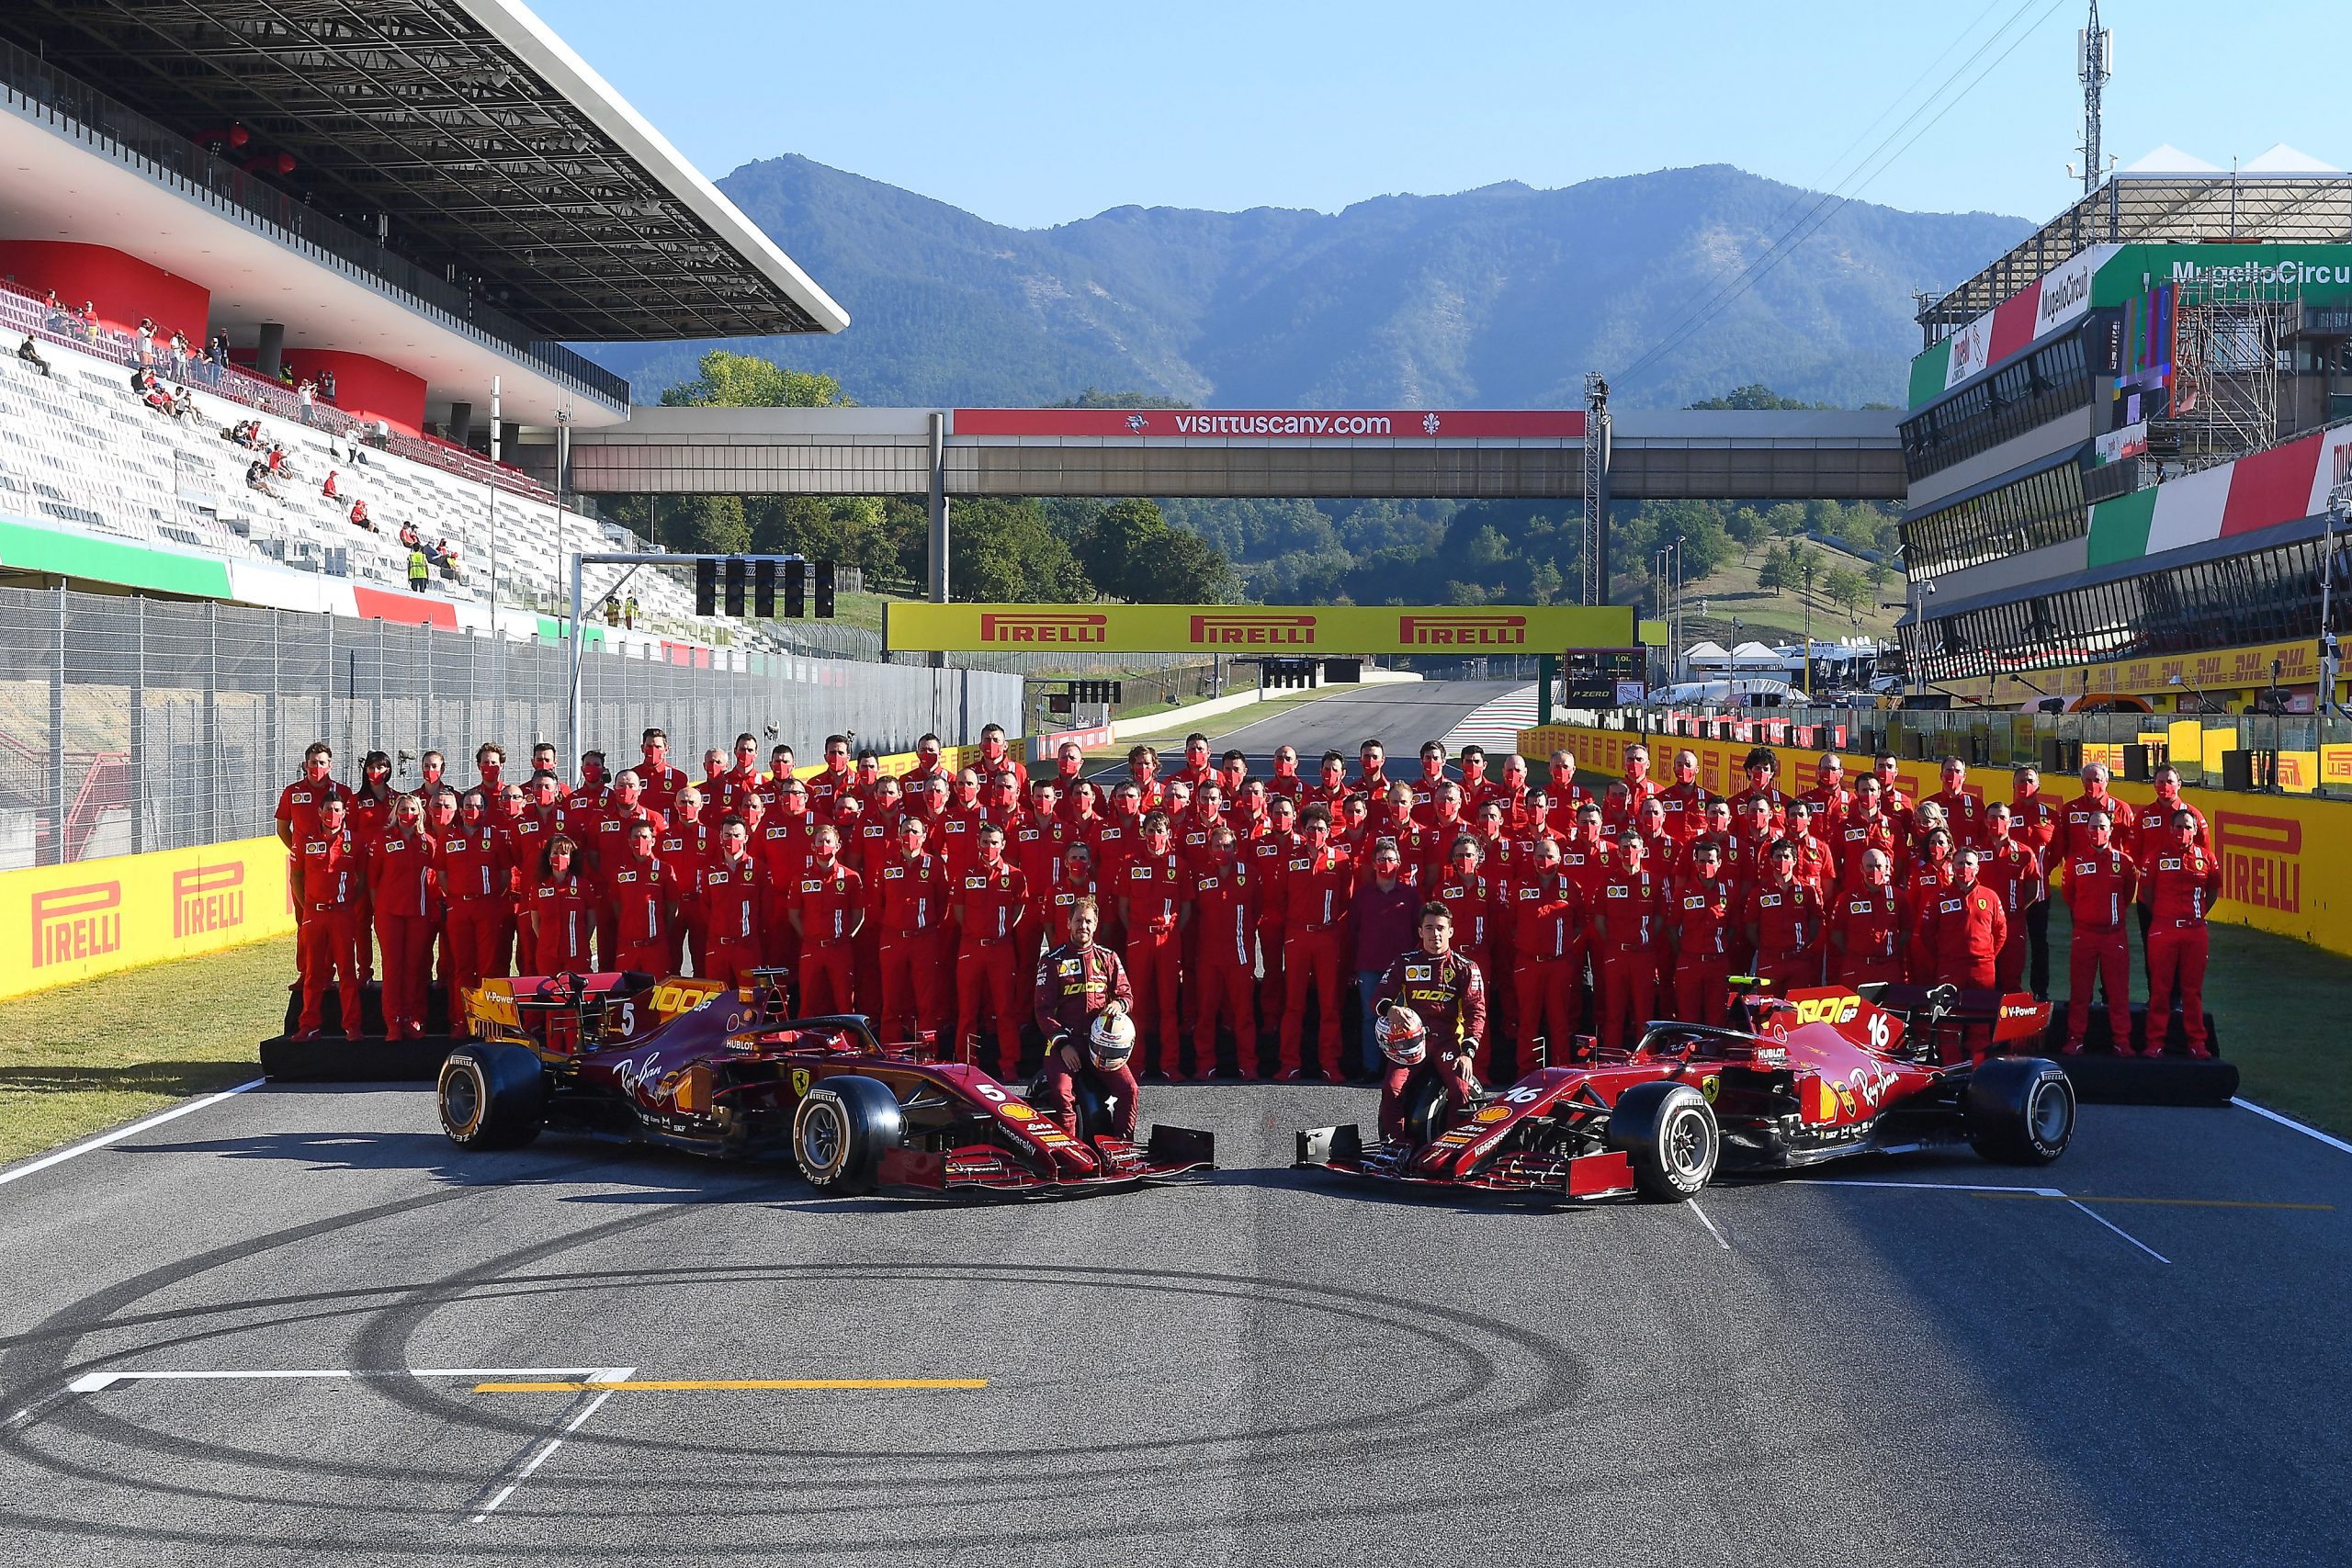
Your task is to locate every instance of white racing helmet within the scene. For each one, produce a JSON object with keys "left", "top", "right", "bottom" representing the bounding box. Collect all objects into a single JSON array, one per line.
[
  {"left": 1087, "top": 1005, "right": 1137, "bottom": 1071},
  {"left": 1374, "top": 1004, "right": 1427, "bottom": 1066}
]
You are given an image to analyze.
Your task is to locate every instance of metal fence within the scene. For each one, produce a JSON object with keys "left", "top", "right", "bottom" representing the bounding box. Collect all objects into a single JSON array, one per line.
[{"left": 0, "top": 585, "right": 1022, "bottom": 869}]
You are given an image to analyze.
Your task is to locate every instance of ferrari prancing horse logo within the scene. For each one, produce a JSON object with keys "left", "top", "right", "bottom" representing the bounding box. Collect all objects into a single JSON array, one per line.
[{"left": 791, "top": 1067, "right": 811, "bottom": 1097}]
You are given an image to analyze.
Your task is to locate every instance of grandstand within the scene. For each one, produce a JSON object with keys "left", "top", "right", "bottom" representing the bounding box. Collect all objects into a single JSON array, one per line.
[{"left": 0, "top": 0, "right": 848, "bottom": 653}]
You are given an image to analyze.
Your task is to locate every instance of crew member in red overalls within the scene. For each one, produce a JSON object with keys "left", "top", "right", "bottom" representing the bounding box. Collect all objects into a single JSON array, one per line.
[
  {"left": 1977, "top": 802, "right": 2045, "bottom": 993},
  {"left": 438, "top": 789, "right": 512, "bottom": 992},
  {"left": 277, "top": 740, "right": 352, "bottom": 945},
  {"left": 1266, "top": 745, "right": 1306, "bottom": 806},
  {"left": 1725, "top": 747, "right": 1788, "bottom": 837},
  {"left": 1508, "top": 836, "right": 1583, "bottom": 1054},
  {"left": 1273, "top": 805, "right": 1354, "bottom": 1080},
  {"left": 526, "top": 836, "right": 597, "bottom": 975},
  {"left": 658, "top": 786, "right": 715, "bottom": 974},
  {"left": 2008, "top": 765, "right": 2063, "bottom": 998},
  {"left": 1917, "top": 846, "right": 2007, "bottom": 993},
  {"left": 1656, "top": 749, "right": 1708, "bottom": 850},
  {"left": 2140, "top": 807, "right": 2222, "bottom": 1058},
  {"left": 1189, "top": 825, "right": 1259, "bottom": 1081},
  {"left": 292, "top": 795, "right": 366, "bottom": 1038},
  {"left": 1667, "top": 839, "right": 1737, "bottom": 1026},
  {"left": 1118, "top": 811, "right": 1190, "bottom": 1079},
  {"left": 1828, "top": 849, "right": 1906, "bottom": 989},
  {"left": 2060, "top": 808, "right": 2136, "bottom": 1055},
  {"left": 633, "top": 728, "right": 690, "bottom": 818},
  {"left": 1746, "top": 841, "right": 1825, "bottom": 996},
  {"left": 607, "top": 820, "right": 681, "bottom": 977},
  {"left": 875, "top": 817, "right": 949, "bottom": 1047},
  {"left": 1926, "top": 756, "right": 1986, "bottom": 852},
  {"left": 1591, "top": 829, "right": 1666, "bottom": 1054},
  {"left": 1800, "top": 752, "right": 1851, "bottom": 827},
  {"left": 1250, "top": 795, "right": 1302, "bottom": 1033},
  {"left": 697, "top": 816, "right": 766, "bottom": 988},
  {"left": 791, "top": 824, "right": 865, "bottom": 1019},
  {"left": 368, "top": 793, "right": 437, "bottom": 1038},
  {"left": 952, "top": 823, "right": 1029, "bottom": 1075}
]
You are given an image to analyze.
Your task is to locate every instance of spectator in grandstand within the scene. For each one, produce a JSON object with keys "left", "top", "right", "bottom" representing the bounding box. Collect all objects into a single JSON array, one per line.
[
  {"left": 41, "top": 290, "right": 70, "bottom": 333},
  {"left": 407, "top": 546, "right": 429, "bottom": 593},
  {"left": 322, "top": 470, "right": 339, "bottom": 501},
  {"left": 277, "top": 362, "right": 295, "bottom": 388},
  {"left": 137, "top": 371, "right": 175, "bottom": 417},
  {"left": 604, "top": 594, "right": 622, "bottom": 627},
  {"left": 624, "top": 594, "right": 639, "bottom": 630},
  {"left": 17, "top": 335, "right": 50, "bottom": 378},
  {"left": 436, "top": 538, "right": 461, "bottom": 581},
  {"left": 76, "top": 301, "right": 96, "bottom": 338},
  {"left": 244, "top": 458, "right": 276, "bottom": 497},
  {"left": 318, "top": 367, "right": 338, "bottom": 404},
  {"left": 135, "top": 317, "right": 155, "bottom": 366},
  {"left": 166, "top": 330, "right": 188, "bottom": 376},
  {"left": 170, "top": 386, "right": 197, "bottom": 421},
  {"left": 297, "top": 378, "right": 319, "bottom": 424},
  {"left": 398, "top": 521, "right": 420, "bottom": 550}
]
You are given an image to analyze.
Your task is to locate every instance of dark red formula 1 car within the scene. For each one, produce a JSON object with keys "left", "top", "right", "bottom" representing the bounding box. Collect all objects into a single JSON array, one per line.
[
  {"left": 435, "top": 972, "right": 1213, "bottom": 1197},
  {"left": 1295, "top": 983, "right": 2075, "bottom": 1204}
]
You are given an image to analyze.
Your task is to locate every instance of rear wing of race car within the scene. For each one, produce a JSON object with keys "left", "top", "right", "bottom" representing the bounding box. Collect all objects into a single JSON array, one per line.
[{"left": 1868, "top": 983, "right": 2053, "bottom": 1047}]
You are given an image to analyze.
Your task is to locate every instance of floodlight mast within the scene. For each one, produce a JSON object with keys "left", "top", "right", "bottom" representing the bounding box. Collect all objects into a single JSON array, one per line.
[{"left": 564, "top": 550, "right": 766, "bottom": 765}]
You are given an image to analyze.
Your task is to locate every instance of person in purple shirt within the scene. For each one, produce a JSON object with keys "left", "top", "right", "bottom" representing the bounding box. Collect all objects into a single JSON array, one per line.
[{"left": 1350, "top": 835, "right": 1423, "bottom": 1080}]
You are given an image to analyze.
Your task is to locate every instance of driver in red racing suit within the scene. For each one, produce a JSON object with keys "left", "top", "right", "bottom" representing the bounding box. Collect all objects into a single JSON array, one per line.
[
  {"left": 1033, "top": 896, "right": 1141, "bottom": 1140},
  {"left": 1372, "top": 902, "right": 1488, "bottom": 1142}
]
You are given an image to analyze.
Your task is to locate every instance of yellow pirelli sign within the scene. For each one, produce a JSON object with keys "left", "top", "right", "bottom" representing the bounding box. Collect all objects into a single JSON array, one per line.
[
  {"left": 0, "top": 835, "right": 299, "bottom": 1001},
  {"left": 885, "top": 603, "right": 1634, "bottom": 656}
]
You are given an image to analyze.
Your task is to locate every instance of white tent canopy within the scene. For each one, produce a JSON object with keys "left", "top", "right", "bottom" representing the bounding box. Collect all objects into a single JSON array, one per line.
[
  {"left": 2123, "top": 143, "right": 2222, "bottom": 173},
  {"left": 2243, "top": 142, "right": 2341, "bottom": 173},
  {"left": 1682, "top": 639, "right": 1730, "bottom": 661}
]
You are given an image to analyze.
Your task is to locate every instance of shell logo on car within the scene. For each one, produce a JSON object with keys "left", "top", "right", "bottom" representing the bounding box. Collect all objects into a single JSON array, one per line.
[{"left": 1001, "top": 1102, "right": 1035, "bottom": 1122}]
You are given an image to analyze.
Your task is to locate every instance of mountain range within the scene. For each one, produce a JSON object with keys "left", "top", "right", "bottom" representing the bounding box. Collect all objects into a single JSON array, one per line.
[{"left": 582, "top": 155, "right": 2033, "bottom": 411}]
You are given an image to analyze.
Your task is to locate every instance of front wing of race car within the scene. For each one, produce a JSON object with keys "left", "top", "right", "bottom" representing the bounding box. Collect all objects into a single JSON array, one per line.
[
  {"left": 1295, "top": 1123, "right": 1637, "bottom": 1202},
  {"left": 876, "top": 1123, "right": 1216, "bottom": 1197}
]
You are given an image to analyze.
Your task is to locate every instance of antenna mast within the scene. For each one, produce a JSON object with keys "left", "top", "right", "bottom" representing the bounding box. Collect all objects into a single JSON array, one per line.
[{"left": 2077, "top": 1, "right": 2113, "bottom": 196}]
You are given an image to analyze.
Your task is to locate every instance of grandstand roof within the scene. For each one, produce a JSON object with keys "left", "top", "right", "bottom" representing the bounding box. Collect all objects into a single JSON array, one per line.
[
  {"left": 1916, "top": 168, "right": 2352, "bottom": 341},
  {"left": 0, "top": 0, "right": 848, "bottom": 342}
]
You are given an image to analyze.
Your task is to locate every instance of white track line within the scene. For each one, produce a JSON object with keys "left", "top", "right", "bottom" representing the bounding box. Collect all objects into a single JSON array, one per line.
[
  {"left": 1808, "top": 1178, "right": 2067, "bottom": 1197},
  {"left": 466, "top": 1365, "right": 632, "bottom": 1526},
  {"left": 2066, "top": 1200, "right": 2172, "bottom": 1264},
  {"left": 0, "top": 1077, "right": 266, "bottom": 1190},
  {"left": 2233, "top": 1097, "right": 2352, "bottom": 1156},
  {"left": 1688, "top": 1200, "right": 1732, "bottom": 1250},
  {"left": 67, "top": 1368, "right": 611, "bottom": 1393}
]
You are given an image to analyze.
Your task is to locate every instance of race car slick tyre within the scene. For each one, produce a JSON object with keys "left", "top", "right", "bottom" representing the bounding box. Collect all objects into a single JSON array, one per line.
[
  {"left": 1965, "top": 1056, "right": 2075, "bottom": 1166},
  {"left": 437, "top": 1043, "right": 546, "bottom": 1150},
  {"left": 1606, "top": 1081, "right": 1719, "bottom": 1203},
  {"left": 1403, "top": 1073, "right": 1453, "bottom": 1148},
  {"left": 1028, "top": 1075, "right": 1110, "bottom": 1143},
  {"left": 792, "top": 1076, "right": 903, "bottom": 1196}
]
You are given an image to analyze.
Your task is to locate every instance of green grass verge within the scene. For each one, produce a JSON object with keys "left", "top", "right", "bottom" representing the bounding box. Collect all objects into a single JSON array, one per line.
[{"left": 0, "top": 936, "right": 294, "bottom": 1167}]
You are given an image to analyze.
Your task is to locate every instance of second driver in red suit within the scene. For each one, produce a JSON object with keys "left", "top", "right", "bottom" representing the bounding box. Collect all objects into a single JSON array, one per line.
[
  {"left": 1034, "top": 897, "right": 1141, "bottom": 1145},
  {"left": 1371, "top": 902, "right": 1488, "bottom": 1145}
]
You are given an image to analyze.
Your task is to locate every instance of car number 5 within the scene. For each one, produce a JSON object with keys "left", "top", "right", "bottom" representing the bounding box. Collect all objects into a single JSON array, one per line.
[
  {"left": 614, "top": 1000, "right": 637, "bottom": 1036},
  {"left": 976, "top": 1082, "right": 1009, "bottom": 1103}
]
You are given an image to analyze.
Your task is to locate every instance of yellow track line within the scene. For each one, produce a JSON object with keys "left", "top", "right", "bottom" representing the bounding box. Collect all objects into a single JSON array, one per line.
[
  {"left": 475, "top": 1378, "right": 989, "bottom": 1393},
  {"left": 1971, "top": 1192, "right": 2333, "bottom": 1212}
]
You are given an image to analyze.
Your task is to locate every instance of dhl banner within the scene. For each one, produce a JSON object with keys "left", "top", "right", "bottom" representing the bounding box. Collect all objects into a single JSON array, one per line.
[
  {"left": 0, "top": 836, "right": 298, "bottom": 1002},
  {"left": 1521, "top": 723, "right": 2350, "bottom": 958},
  {"left": 885, "top": 603, "right": 1634, "bottom": 657}
]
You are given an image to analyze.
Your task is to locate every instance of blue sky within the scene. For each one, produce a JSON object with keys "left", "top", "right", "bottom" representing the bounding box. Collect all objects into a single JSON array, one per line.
[{"left": 535, "top": 0, "right": 2340, "bottom": 231}]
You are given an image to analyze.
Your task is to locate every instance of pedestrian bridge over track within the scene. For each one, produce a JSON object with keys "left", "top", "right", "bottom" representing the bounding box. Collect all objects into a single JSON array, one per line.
[{"left": 532, "top": 406, "right": 1904, "bottom": 503}]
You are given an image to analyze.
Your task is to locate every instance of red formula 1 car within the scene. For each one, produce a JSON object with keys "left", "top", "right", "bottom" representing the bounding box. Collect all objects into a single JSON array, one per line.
[
  {"left": 435, "top": 972, "right": 1213, "bottom": 1198},
  {"left": 1296, "top": 983, "right": 2075, "bottom": 1204}
]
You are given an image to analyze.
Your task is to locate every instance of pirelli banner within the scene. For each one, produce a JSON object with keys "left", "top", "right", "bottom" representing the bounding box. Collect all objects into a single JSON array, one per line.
[
  {"left": 1521, "top": 721, "right": 2351, "bottom": 960},
  {"left": 885, "top": 603, "right": 1634, "bottom": 657},
  {"left": 0, "top": 835, "right": 298, "bottom": 1002}
]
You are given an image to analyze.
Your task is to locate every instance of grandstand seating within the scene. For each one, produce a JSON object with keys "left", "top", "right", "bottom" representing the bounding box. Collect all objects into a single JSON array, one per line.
[{"left": 0, "top": 321, "right": 715, "bottom": 640}]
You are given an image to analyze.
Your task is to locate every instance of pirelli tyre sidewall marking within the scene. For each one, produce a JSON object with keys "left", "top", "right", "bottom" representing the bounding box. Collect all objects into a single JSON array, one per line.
[
  {"left": 794, "top": 1089, "right": 853, "bottom": 1185},
  {"left": 439, "top": 1057, "right": 486, "bottom": 1141}
]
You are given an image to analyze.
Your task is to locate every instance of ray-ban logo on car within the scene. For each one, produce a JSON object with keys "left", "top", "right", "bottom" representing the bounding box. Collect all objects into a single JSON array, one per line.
[
  {"left": 1397, "top": 614, "right": 1529, "bottom": 647},
  {"left": 1188, "top": 613, "right": 1317, "bottom": 647},
  {"left": 978, "top": 612, "right": 1107, "bottom": 645},
  {"left": 173, "top": 863, "right": 244, "bottom": 939},
  {"left": 32, "top": 883, "right": 121, "bottom": 967}
]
